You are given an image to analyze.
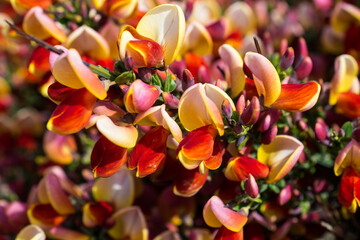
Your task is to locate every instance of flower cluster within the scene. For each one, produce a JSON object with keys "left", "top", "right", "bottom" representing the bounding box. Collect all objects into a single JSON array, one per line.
[{"left": 1, "top": 0, "right": 360, "bottom": 239}]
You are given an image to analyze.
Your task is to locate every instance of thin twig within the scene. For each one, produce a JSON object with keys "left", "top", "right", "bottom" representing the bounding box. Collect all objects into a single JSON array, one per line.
[
  {"left": 253, "top": 36, "right": 262, "bottom": 55},
  {"left": 5, "top": 20, "right": 64, "bottom": 55}
]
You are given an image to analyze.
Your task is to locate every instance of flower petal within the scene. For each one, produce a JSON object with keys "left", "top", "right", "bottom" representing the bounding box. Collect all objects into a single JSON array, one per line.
[
  {"left": 23, "top": 7, "right": 66, "bottom": 42},
  {"left": 271, "top": 81, "right": 321, "bottom": 112},
  {"left": 136, "top": 4, "right": 186, "bottom": 65},
  {"left": 65, "top": 25, "right": 110, "bottom": 59},
  {"left": 334, "top": 139, "right": 360, "bottom": 176},
  {"left": 218, "top": 44, "right": 245, "bottom": 98},
  {"left": 96, "top": 116, "right": 138, "bottom": 148},
  {"left": 47, "top": 88, "right": 97, "bottom": 135},
  {"left": 82, "top": 201, "right": 113, "bottom": 228},
  {"left": 225, "top": 1, "right": 256, "bottom": 35},
  {"left": 336, "top": 92, "right": 360, "bottom": 119},
  {"left": 91, "top": 136, "right": 128, "bottom": 178},
  {"left": 258, "top": 135, "right": 304, "bottom": 183},
  {"left": 203, "top": 196, "right": 247, "bottom": 231},
  {"left": 331, "top": 2, "right": 360, "bottom": 32},
  {"left": 214, "top": 226, "right": 244, "bottom": 240},
  {"left": 48, "top": 227, "right": 90, "bottom": 240},
  {"left": 173, "top": 167, "right": 208, "bottom": 197},
  {"left": 43, "top": 130, "right": 76, "bottom": 165},
  {"left": 225, "top": 156, "right": 269, "bottom": 182},
  {"left": 181, "top": 21, "right": 213, "bottom": 56},
  {"left": 244, "top": 52, "right": 281, "bottom": 106},
  {"left": 16, "top": 224, "right": 46, "bottom": 240},
  {"left": 338, "top": 167, "right": 360, "bottom": 213},
  {"left": 27, "top": 204, "right": 66, "bottom": 229}
]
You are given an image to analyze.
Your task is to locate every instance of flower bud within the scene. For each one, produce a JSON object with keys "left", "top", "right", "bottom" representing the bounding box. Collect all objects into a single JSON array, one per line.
[
  {"left": 295, "top": 56, "right": 313, "bottom": 80},
  {"left": 241, "top": 96, "right": 260, "bottom": 126},
  {"left": 236, "top": 94, "right": 246, "bottom": 115},
  {"left": 279, "top": 38, "right": 288, "bottom": 56},
  {"left": 243, "top": 62, "right": 253, "bottom": 78},
  {"left": 138, "top": 68, "right": 152, "bottom": 83},
  {"left": 244, "top": 174, "right": 258, "bottom": 198},
  {"left": 261, "top": 125, "right": 278, "bottom": 145},
  {"left": 169, "top": 60, "right": 186, "bottom": 79},
  {"left": 352, "top": 127, "right": 360, "bottom": 143},
  {"left": 279, "top": 47, "right": 295, "bottom": 71},
  {"left": 198, "top": 65, "right": 211, "bottom": 83},
  {"left": 222, "top": 99, "right": 233, "bottom": 119},
  {"left": 206, "top": 18, "right": 229, "bottom": 41},
  {"left": 124, "top": 56, "right": 134, "bottom": 71},
  {"left": 278, "top": 185, "right": 292, "bottom": 205},
  {"left": 182, "top": 69, "right": 195, "bottom": 91},
  {"left": 162, "top": 92, "right": 179, "bottom": 109},
  {"left": 315, "top": 118, "right": 328, "bottom": 141},
  {"left": 257, "top": 109, "right": 280, "bottom": 132},
  {"left": 296, "top": 119, "right": 307, "bottom": 131},
  {"left": 296, "top": 37, "right": 309, "bottom": 63}
]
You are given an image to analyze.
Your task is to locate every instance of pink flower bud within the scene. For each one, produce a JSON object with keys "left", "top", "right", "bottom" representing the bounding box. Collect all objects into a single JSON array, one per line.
[
  {"left": 279, "top": 47, "right": 295, "bottom": 71},
  {"left": 257, "top": 109, "right": 281, "bottom": 132},
  {"left": 236, "top": 94, "right": 246, "bottom": 115},
  {"left": 315, "top": 118, "right": 328, "bottom": 141},
  {"left": 245, "top": 174, "right": 259, "bottom": 198},
  {"left": 296, "top": 119, "right": 307, "bottom": 131},
  {"left": 162, "top": 92, "right": 179, "bottom": 109},
  {"left": 169, "top": 60, "right": 186, "bottom": 79},
  {"left": 261, "top": 125, "right": 278, "bottom": 145},
  {"left": 241, "top": 96, "right": 260, "bottom": 126},
  {"left": 198, "top": 65, "right": 211, "bottom": 83},
  {"left": 182, "top": 69, "right": 195, "bottom": 91},
  {"left": 295, "top": 37, "right": 309, "bottom": 64},
  {"left": 295, "top": 56, "right": 313, "bottom": 80},
  {"left": 222, "top": 99, "right": 233, "bottom": 119},
  {"left": 206, "top": 18, "right": 229, "bottom": 41},
  {"left": 278, "top": 185, "right": 292, "bottom": 205},
  {"left": 279, "top": 38, "right": 288, "bottom": 56},
  {"left": 124, "top": 56, "right": 134, "bottom": 70},
  {"left": 138, "top": 68, "right": 152, "bottom": 83}
]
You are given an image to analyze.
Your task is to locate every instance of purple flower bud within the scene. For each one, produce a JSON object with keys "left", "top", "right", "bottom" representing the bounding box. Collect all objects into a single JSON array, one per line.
[
  {"left": 243, "top": 62, "right": 253, "bottom": 79},
  {"left": 295, "top": 37, "right": 309, "bottom": 65},
  {"left": 278, "top": 185, "right": 292, "bottom": 206},
  {"left": 295, "top": 56, "right": 313, "bottom": 80},
  {"left": 206, "top": 18, "right": 229, "bottom": 41},
  {"left": 234, "top": 122, "right": 243, "bottom": 134},
  {"left": 279, "top": 47, "right": 295, "bottom": 71},
  {"left": 197, "top": 65, "right": 211, "bottom": 83},
  {"left": 279, "top": 38, "right": 288, "bottom": 56},
  {"left": 259, "top": 114, "right": 271, "bottom": 132},
  {"left": 138, "top": 68, "right": 152, "bottom": 83},
  {"left": 124, "top": 56, "right": 134, "bottom": 71},
  {"left": 169, "top": 60, "right": 186, "bottom": 79},
  {"left": 245, "top": 174, "right": 258, "bottom": 198},
  {"left": 182, "top": 69, "right": 195, "bottom": 91},
  {"left": 296, "top": 119, "right": 307, "bottom": 131},
  {"left": 222, "top": 99, "right": 233, "bottom": 119},
  {"left": 315, "top": 118, "right": 327, "bottom": 141},
  {"left": 261, "top": 125, "right": 278, "bottom": 145},
  {"left": 162, "top": 92, "right": 179, "bottom": 109},
  {"left": 352, "top": 127, "right": 360, "bottom": 143},
  {"left": 241, "top": 96, "right": 260, "bottom": 126},
  {"left": 236, "top": 94, "right": 246, "bottom": 115},
  {"left": 313, "top": 179, "right": 326, "bottom": 193}
]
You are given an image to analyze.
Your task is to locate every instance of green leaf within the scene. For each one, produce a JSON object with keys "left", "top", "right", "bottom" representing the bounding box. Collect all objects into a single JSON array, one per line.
[
  {"left": 152, "top": 74, "right": 163, "bottom": 88},
  {"left": 342, "top": 121, "right": 353, "bottom": 137},
  {"left": 164, "top": 73, "right": 172, "bottom": 92},
  {"left": 114, "top": 71, "right": 135, "bottom": 84},
  {"left": 259, "top": 183, "right": 268, "bottom": 193},
  {"left": 169, "top": 79, "right": 177, "bottom": 92},
  {"left": 269, "top": 184, "right": 280, "bottom": 194}
]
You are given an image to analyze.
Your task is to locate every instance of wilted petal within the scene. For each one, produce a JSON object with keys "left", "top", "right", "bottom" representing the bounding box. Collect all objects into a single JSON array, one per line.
[
  {"left": 329, "top": 54, "right": 359, "bottom": 105},
  {"left": 136, "top": 4, "right": 186, "bottom": 65},
  {"left": 218, "top": 44, "right": 245, "bottom": 98},
  {"left": 203, "top": 196, "right": 247, "bottom": 231},
  {"left": 334, "top": 139, "right": 360, "bottom": 176},
  {"left": 331, "top": 2, "right": 360, "bottom": 32},
  {"left": 124, "top": 79, "right": 160, "bottom": 113},
  {"left": 336, "top": 92, "right": 360, "bottom": 120},
  {"left": 258, "top": 135, "right": 304, "bottom": 183},
  {"left": 82, "top": 201, "right": 113, "bottom": 228},
  {"left": 92, "top": 169, "right": 135, "bottom": 210},
  {"left": 23, "top": 7, "right": 66, "bottom": 42},
  {"left": 244, "top": 52, "right": 281, "bottom": 107},
  {"left": 43, "top": 130, "right": 76, "bottom": 165},
  {"left": 27, "top": 204, "right": 66, "bottom": 229},
  {"left": 96, "top": 116, "right": 138, "bottom": 148},
  {"left": 108, "top": 207, "right": 148, "bottom": 240},
  {"left": 48, "top": 227, "right": 89, "bottom": 240},
  {"left": 51, "top": 49, "right": 107, "bottom": 100},
  {"left": 181, "top": 21, "right": 213, "bottom": 56},
  {"left": 225, "top": 156, "right": 269, "bottom": 182},
  {"left": 16, "top": 224, "right": 46, "bottom": 240},
  {"left": 225, "top": 1, "right": 256, "bottom": 35},
  {"left": 129, "top": 126, "right": 169, "bottom": 177},
  {"left": 271, "top": 81, "right": 321, "bottom": 112},
  {"left": 47, "top": 88, "right": 97, "bottom": 135},
  {"left": 66, "top": 25, "right": 110, "bottom": 59},
  {"left": 173, "top": 167, "right": 208, "bottom": 197},
  {"left": 214, "top": 226, "right": 244, "bottom": 240},
  {"left": 338, "top": 167, "right": 360, "bottom": 213},
  {"left": 44, "top": 173, "right": 75, "bottom": 215},
  {"left": 91, "top": 136, "right": 128, "bottom": 178},
  {"left": 135, "top": 104, "right": 182, "bottom": 142}
]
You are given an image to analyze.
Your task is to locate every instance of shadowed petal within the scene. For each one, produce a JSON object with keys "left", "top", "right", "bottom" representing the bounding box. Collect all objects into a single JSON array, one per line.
[
  {"left": 47, "top": 88, "right": 97, "bottom": 135},
  {"left": 82, "top": 201, "right": 113, "bottom": 228},
  {"left": 136, "top": 4, "right": 185, "bottom": 65},
  {"left": 334, "top": 139, "right": 360, "bottom": 176},
  {"left": 244, "top": 52, "right": 281, "bottom": 106},
  {"left": 43, "top": 130, "right": 77, "bottom": 165},
  {"left": 203, "top": 196, "right": 247, "bottom": 231},
  {"left": 271, "top": 81, "right": 321, "bottom": 112},
  {"left": 331, "top": 2, "right": 360, "bottom": 32},
  {"left": 127, "top": 39, "right": 164, "bottom": 68},
  {"left": 91, "top": 136, "right": 128, "bottom": 178},
  {"left": 258, "top": 135, "right": 304, "bottom": 183},
  {"left": 336, "top": 92, "right": 360, "bottom": 119},
  {"left": 47, "top": 81, "right": 77, "bottom": 104},
  {"left": 203, "top": 139, "right": 225, "bottom": 170},
  {"left": 27, "top": 204, "right": 66, "bottom": 229},
  {"left": 338, "top": 167, "right": 360, "bottom": 213},
  {"left": 174, "top": 167, "right": 208, "bottom": 197},
  {"left": 48, "top": 227, "right": 89, "bottom": 240}
]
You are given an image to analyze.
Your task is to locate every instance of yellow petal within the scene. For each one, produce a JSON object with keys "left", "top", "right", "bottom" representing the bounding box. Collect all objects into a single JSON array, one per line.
[
  {"left": 178, "top": 151, "right": 203, "bottom": 170},
  {"left": 331, "top": 2, "right": 360, "bottom": 32},
  {"left": 16, "top": 224, "right": 46, "bottom": 240},
  {"left": 329, "top": 54, "right": 358, "bottom": 105},
  {"left": 23, "top": 7, "right": 67, "bottom": 42},
  {"left": 100, "top": 21, "right": 121, "bottom": 59},
  {"left": 136, "top": 4, "right": 186, "bottom": 65},
  {"left": 96, "top": 116, "right": 138, "bottom": 148},
  {"left": 244, "top": 52, "right": 281, "bottom": 106},
  {"left": 225, "top": 1, "right": 256, "bottom": 35},
  {"left": 258, "top": 135, "right": 304, "bottom": 184},
  {"left": 180, "top": 21, "right": 213, "bottom": 56},
  {"left": 334, "top": 139, "right": 360, "bottom": 176},
  {"left": 218, "top": 44, "right": 245, "bottom": 98},
  {"left": 66, "top": 25, "right": 110, "bottom": 59},
  {"left": 188, "top": 0, "right": 221, "bottom": 25}
]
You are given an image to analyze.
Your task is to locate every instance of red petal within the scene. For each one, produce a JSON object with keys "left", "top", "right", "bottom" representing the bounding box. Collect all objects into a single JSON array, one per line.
[
  {"left": 336, "top": 92, "right": 360, "bottom": 120},
  {"left": 203, "top": 139, "right": 225, "bottom": 170},
  {"left": 184, "top": 52, "right": 208, "bottom": 83},
  {"left": 28, "top": 204, "right": 66, "bottom": 228},
  {"left": 129, "top": 126, "right": 169, "bottom": 177},
  {"left": 232, "top": 156, "right": 269, "bottom": 181},
  {"left": 215, "top": 226, "right": 244, "bottom": 240},
  {"left": 28, "top": 46, "right": 50, "bottom": 74},
  {"left": 127, "top": 40, "right": 164, "bottom": 68},
  {"left": 271, "top": 81, "right": 320, "bottom": 112},
  {"left": 84, "top": 201, "right": 113, "bottom": 226},
  {"left": 91, "top": 136, "right": 128, "bottom": 178},
  {"left": 177, "top": 125, "right": 217, "bottom": 160},
  {"left": 48, "top": 81, "right": 77, "bottom": 103},
  {"left": 47, "top": 88, "right": 97, "bottom": 134},
  {"left": 173, "top": 167, "right": 208, "bottom": 197},
  {"left": 338, "top": 167, "right": 360, "bottom": 211}
]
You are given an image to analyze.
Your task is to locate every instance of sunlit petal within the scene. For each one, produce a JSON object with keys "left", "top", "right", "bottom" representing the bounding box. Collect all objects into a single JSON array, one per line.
[
  {"left": 225, "top": 1, "right": 256, "bottom": 35},
  {"left": 336, "top": 92, "right": 360, "bottom": 120},
  {"left": 225, "top": 156, "right": 269, "bottom": 182},
  {"left": 334, "top": 139, "right": 360, "bottom": 176},
  {"left": 338, "top": 167, "right": 360, "bottom": 213},
  {"left": 43, "top": 130, "right": 76, "bottom": 165},
  {"left": 331, "top": 2, "right": 360, "bottom": 32},
  {"left": 181, "top": 21, "right": 213, "bottom": 56},
  {"left": 16, "top": 224, "right": 46, "bottom": 240},
  {"left": 48, "top": 227, "right": 89, "bottom": 240},
  {"left": 82, "top": 201, "right": 113, "bottom": 228}
]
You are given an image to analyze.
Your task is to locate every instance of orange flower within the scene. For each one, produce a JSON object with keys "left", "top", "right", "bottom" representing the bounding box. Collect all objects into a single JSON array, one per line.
[
  {"left": 338, "top": 167, "right": 360, "bottom": 212},
  {"left": 224, "top": 156, "right": 269, "bottom": 182}
]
